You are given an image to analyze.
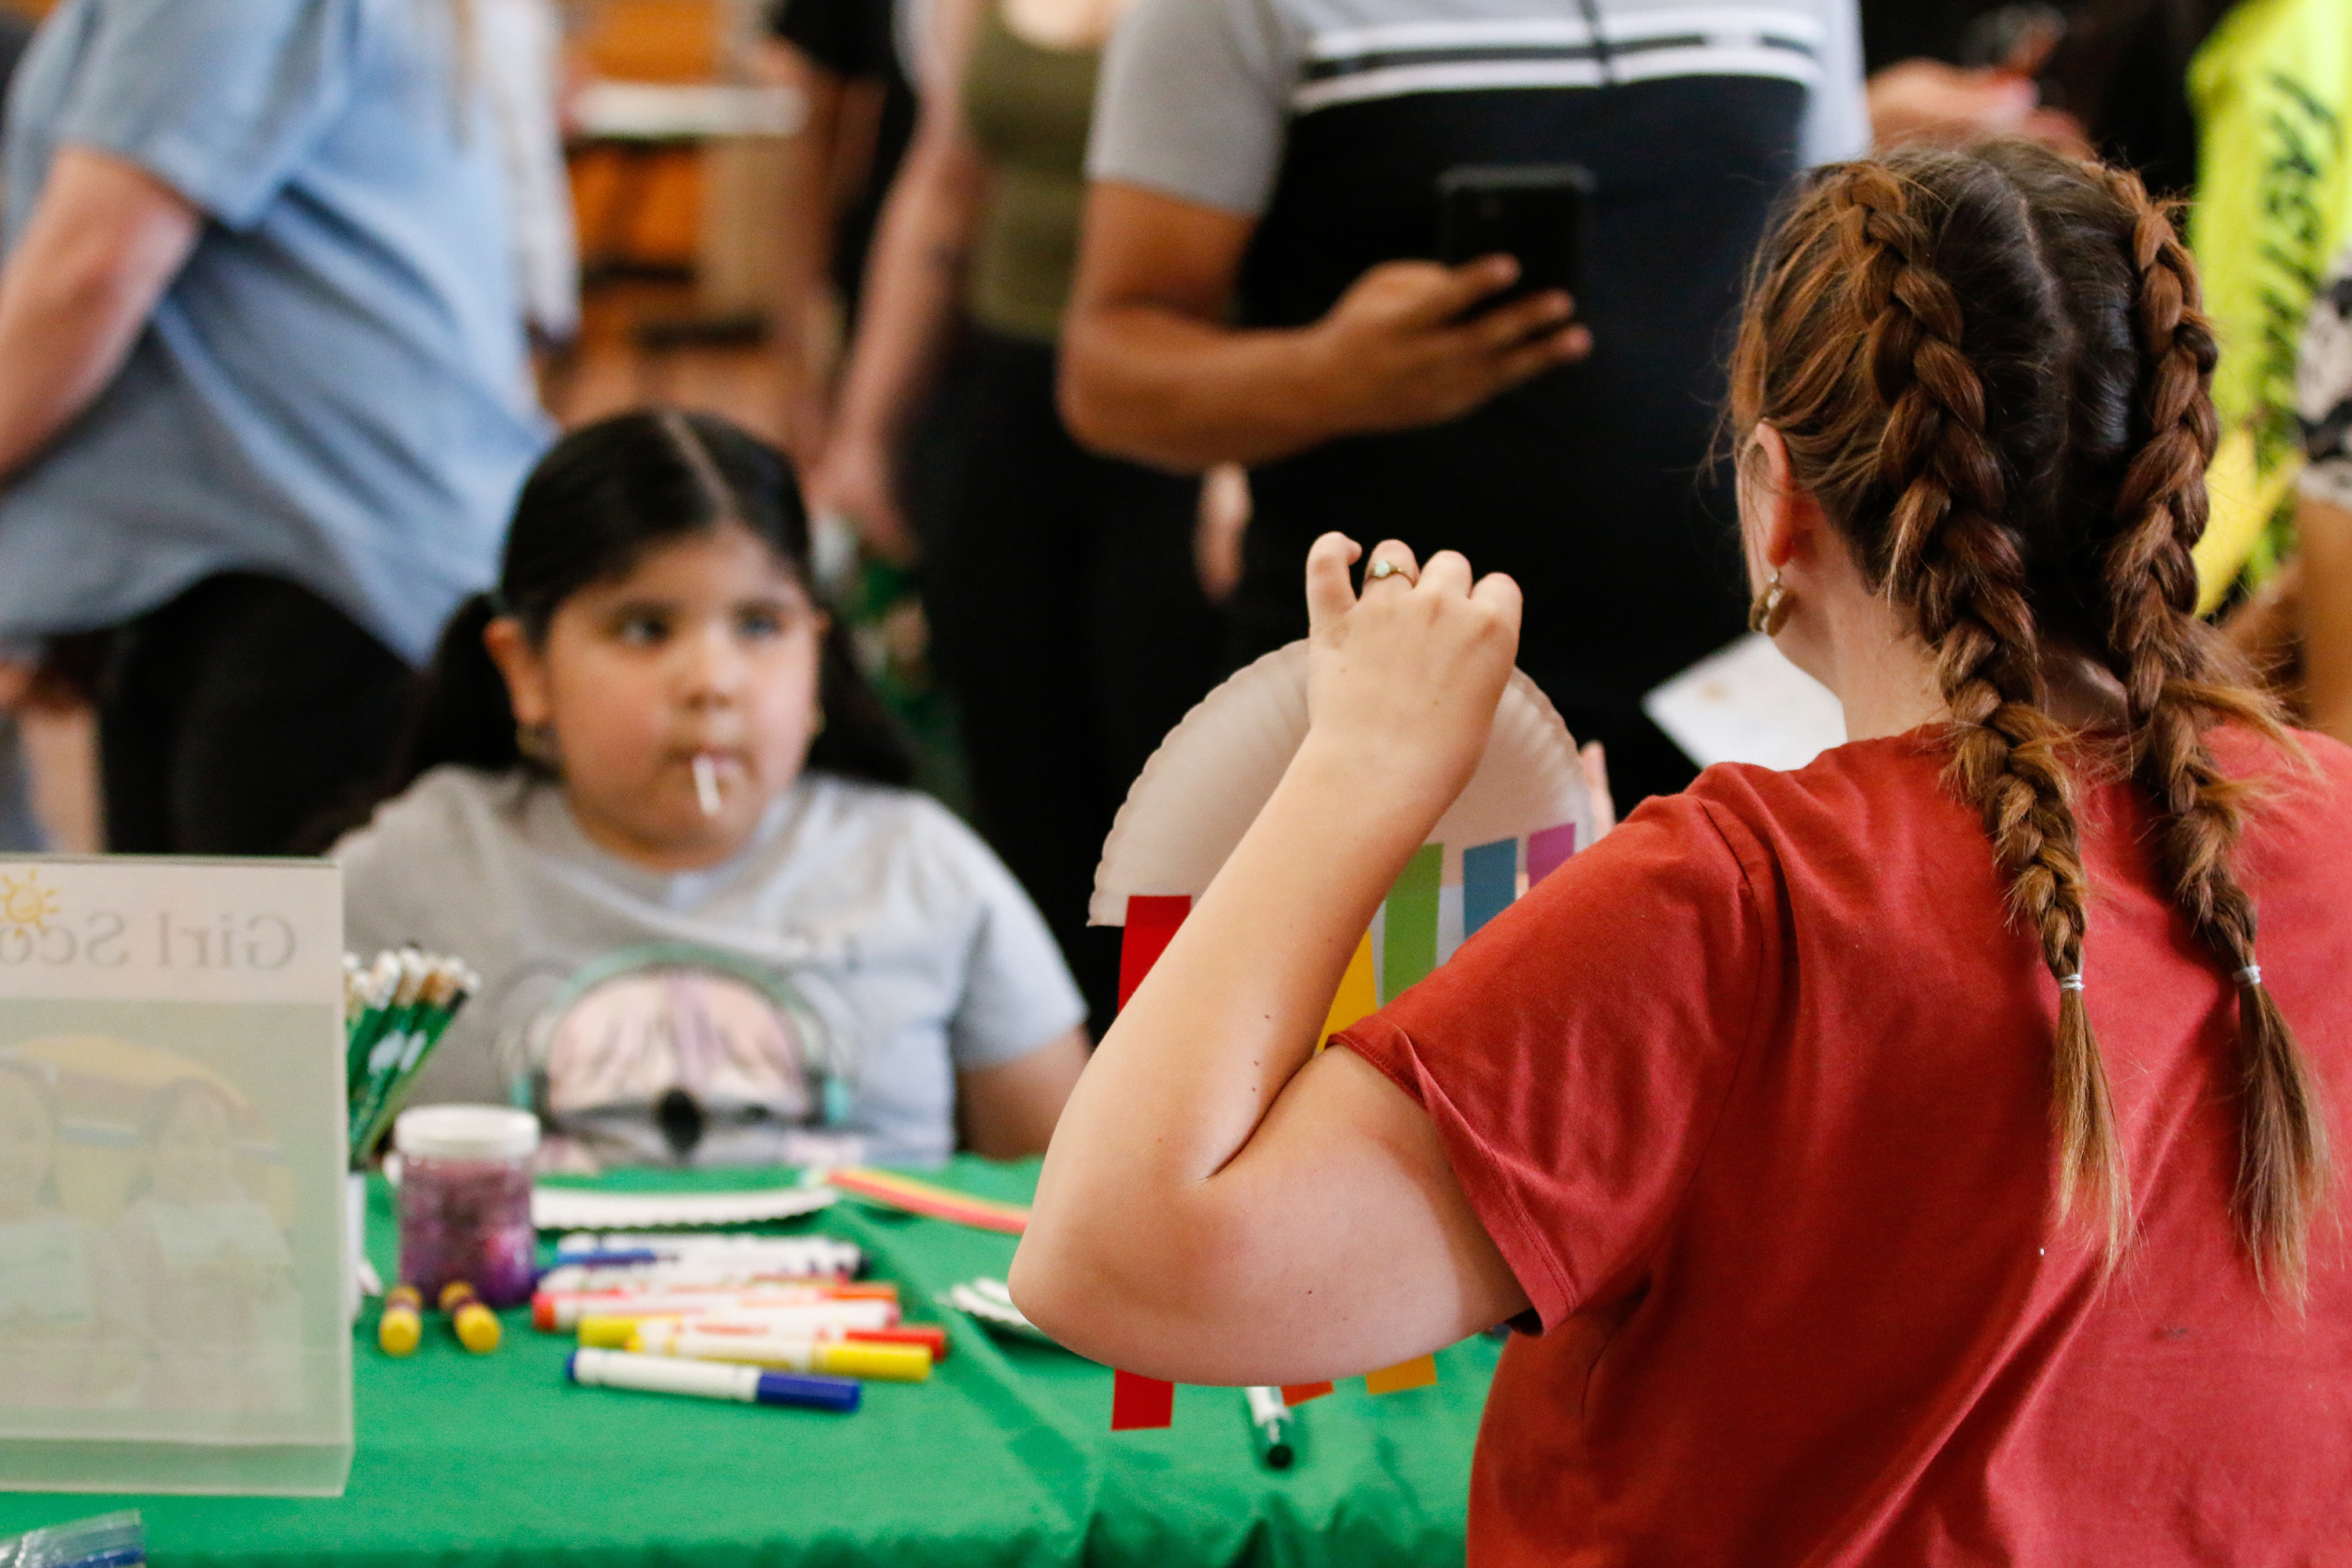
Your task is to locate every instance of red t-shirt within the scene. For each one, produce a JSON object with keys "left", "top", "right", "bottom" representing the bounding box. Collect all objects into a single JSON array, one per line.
[{"left": 1342, "top": 726, "right": 2352, "bottom": 1566}]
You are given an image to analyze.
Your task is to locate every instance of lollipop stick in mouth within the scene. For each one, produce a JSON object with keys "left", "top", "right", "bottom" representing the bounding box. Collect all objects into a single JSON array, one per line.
[{"left": 692, "top": 755, "right": 722, "bottom": 818}]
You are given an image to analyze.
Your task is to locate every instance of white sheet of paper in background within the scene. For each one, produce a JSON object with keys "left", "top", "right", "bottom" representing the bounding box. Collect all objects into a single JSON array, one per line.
[
  {"left": 1644, "top": 633, "right": 1848, "bottom": 773},
  {"left": 0, "top": 855, "right": 351, "bottom": 1496}
]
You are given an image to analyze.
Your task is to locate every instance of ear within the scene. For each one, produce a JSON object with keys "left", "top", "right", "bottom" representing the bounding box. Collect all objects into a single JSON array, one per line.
[
  {"left": 481, "top": 615, "right": 554, "bottom": 729},
  {"left": 1742, "top": 423, "right": 1831, "bottom": 575}
]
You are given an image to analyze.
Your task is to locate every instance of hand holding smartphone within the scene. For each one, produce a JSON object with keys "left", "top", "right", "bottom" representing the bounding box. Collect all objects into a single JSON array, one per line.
[{"left": 1437, "top": 163, "right": 1595, "bottom": 318}]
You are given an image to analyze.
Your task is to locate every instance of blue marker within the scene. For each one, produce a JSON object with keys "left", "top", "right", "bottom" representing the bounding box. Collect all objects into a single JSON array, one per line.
[{"left": 567, "top": 1348, "right": 861, "bottom": 1413}]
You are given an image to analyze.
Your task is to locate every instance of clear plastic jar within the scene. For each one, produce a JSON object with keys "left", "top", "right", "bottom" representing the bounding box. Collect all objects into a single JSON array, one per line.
[{"left": 394, "top": 1105, "right": 539, "bottom": 1308}]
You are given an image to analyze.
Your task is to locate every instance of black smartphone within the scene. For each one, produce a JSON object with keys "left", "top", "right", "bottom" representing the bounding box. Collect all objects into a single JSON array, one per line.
[{"left": 1437, "top": 163, "right": 1595, "bottom": 314}]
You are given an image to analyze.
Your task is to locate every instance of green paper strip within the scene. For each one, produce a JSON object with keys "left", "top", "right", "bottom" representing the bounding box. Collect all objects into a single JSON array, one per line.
[{"left": 1380, "top": 844, "right": 1443, "bottom": 1004}]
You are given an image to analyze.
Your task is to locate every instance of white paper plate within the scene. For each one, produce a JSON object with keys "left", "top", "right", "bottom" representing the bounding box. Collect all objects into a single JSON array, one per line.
[{"left": 1092, "top": 641, "right": 1596, "bottom": 924}]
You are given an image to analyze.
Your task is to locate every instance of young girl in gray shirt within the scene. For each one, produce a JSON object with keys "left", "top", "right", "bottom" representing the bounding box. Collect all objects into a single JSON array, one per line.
[{"left": 336, "top": 410, "right": 1089, "bottom": 1171}]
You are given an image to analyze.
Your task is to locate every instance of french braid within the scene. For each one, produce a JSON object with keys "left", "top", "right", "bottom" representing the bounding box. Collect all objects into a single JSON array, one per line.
[
  {"left": 2090, "top": 166, "right": 2335, "bottom": 1296},
  {"left": 1730, "top": 140, "right": 2336, "bottom": 1292},
  {"left": 1831, "top": 166, "right": 2130, "bottom": 1260}
]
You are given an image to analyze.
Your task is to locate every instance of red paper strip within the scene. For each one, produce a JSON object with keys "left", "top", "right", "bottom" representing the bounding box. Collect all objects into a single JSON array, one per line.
[
  {"left": 1279, "top": 1381, "right": 1335, "bottom": 1405},
  {"left": 1118, "top": 896, "right": 1192, "bottom": 1008},
  {"left": 1110, "top": 1370, "right": 1174, "bottom": 1430}
]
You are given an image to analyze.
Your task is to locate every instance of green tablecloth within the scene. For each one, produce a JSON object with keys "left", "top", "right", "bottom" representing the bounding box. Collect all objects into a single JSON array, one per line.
[{"left": 0, "top": 1160, "right": 1497, "bottom": 1567}]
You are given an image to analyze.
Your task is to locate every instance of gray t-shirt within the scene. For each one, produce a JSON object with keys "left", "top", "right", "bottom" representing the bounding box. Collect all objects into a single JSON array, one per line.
[
  {"left": 1090, "top": 0, "right": 1868, "bottom": 215},
  {"left": 0, "top": 0, "right": 552, "bottom": 663},
  {"left": 335, "top": 768, "right": 1086, "bottom": 1168}
]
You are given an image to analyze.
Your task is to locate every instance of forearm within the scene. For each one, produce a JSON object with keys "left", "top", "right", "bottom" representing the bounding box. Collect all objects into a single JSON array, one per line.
[
  {"left": 829, "top": 147, "right": 982, "bottom": 450},
  {"left": 0, "top": 259, "right": 156, "bottom": 480},
  {"left": 1060, "top": 304, "right": 1344, "bottom": 469},
  {"left": 1020, "top": 736, "right": 1435, "bottom": 1301},
  {"left": 0, "top": 149, "right": 198, "bottom": 481}
]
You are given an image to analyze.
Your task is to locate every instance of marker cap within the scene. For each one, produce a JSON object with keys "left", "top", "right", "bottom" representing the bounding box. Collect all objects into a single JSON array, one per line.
[{"left": 755, "top": 1371, "right": 861, "bottom": 1413}]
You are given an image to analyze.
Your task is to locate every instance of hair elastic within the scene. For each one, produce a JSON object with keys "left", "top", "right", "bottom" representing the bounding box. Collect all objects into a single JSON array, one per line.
[
  {"left": 2057, "top": 973, "right": 2085, "bottom": 993},
  {"left": 2234, "top": 964, "right": 2263, "bottom": 988}
]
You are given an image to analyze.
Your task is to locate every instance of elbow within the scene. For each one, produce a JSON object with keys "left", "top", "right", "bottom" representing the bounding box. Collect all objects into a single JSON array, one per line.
[{"left": 1054, "top": 330, "right": 1133, "bottom": 459}]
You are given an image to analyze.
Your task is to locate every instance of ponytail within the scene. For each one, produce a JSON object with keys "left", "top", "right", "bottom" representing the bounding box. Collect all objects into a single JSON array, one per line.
[{"left": 397, "top": 590, "right": 529, "bottom": 783}]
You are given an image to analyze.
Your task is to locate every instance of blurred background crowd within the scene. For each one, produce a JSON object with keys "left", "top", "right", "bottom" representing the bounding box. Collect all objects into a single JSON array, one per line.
[{"left": 0, "top": 0, "right": 2347, "bottom": 1038}]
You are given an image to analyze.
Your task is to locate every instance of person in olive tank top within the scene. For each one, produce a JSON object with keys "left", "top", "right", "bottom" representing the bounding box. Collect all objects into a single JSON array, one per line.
[{"left": 817, "top": 0, "right": 1224, "bottom": 1035}]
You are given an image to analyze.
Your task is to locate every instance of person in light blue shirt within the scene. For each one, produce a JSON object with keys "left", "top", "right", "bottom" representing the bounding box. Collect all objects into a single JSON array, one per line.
[{"left": 0, "top": 0, "right": 552, "bottom": 854}]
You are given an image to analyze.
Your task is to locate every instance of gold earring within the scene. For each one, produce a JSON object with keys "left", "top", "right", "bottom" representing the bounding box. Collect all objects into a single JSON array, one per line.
[
  {"left": 515, "top": 722, "right": 560, "bottom": 768},
  {"left": 1748, "top": 571, "right": 1793, "bottom": 637}
]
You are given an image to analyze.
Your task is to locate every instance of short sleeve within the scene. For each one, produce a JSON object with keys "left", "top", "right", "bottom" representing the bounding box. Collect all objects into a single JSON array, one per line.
[
  {"left": 2298, "top": 251, "right": 2352, "bottom": 512},
  {"left": 928, "top": 811, "right": 1087, "bottom": 1070},
  {"left": 1801, "top": 0, "right": 1871, "bottom": 166},
  {"left": 51, "top": 0, "right": 361, "bottom": 230},
  {"left": 1085, "top": 0, "right": 1294, "bottom": 217},
  {"left": 1338, "top": 794, "right": 1776, "bottom": 1329}
]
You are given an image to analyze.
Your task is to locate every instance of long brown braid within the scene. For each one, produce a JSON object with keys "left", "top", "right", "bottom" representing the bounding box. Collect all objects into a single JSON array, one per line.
[{"left": 1730, "top": 141, "right": 2335, "bottom": 1293}]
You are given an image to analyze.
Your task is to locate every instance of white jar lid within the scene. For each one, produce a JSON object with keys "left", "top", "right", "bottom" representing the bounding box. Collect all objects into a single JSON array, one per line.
[{"left": 394, "top": 1105, "right": 540, "bottom": 1163}]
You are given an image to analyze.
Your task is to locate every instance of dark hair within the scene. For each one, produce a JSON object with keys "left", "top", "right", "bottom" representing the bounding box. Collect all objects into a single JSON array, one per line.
[
  {"left": 389, "top": 408, "right": 912, "bottom": 800},
  {"left": 1731, "top": 142, "right": 2332, "bottom": 1297}
]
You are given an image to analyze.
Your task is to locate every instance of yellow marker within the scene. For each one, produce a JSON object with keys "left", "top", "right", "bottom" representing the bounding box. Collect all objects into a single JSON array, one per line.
[
  {"left": 1317, "top": 931, "right": 1378, "bottom": 1052},
  {"left": 379, "top": 1284, "right": 423, "bottom": 1357},
  {"left": 629, "top": 1323, "right": 932, "bottom": 1383},
  {"left": 578, "top": 1313, "right": 666, "bottom": 1349},
  {"left": 440, "top": 1280, "right": 502, "bottom": 1355}
]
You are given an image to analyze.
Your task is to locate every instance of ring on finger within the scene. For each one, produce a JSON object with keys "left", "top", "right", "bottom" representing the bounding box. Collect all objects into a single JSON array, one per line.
[{"left": 1366, "top": 558, "right": 1417, "bottom": 586}]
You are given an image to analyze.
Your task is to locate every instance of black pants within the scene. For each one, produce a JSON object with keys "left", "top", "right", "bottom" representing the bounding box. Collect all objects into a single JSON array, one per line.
[
  {"left": 924, "top": 329, "right": 1225, "bottom": 1034},
  {"left": 100, "top": 574, "right": 416, "bottom": 855}
]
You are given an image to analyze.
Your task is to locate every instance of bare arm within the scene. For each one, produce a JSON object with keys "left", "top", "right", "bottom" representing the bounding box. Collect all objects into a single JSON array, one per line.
[
  {"left": 814, "top": 0, "right": 986, "bottom": 561},
  {"left": 1058, "top": 182, "right": 1590, "bottom": 472},
  {"left": 2299, "top": 492, "right": 2352, "bottom": 745},
  {"left": 757, "top": 39, "right": 854, "bottom": 470},
  {"left": 957, "top": 1025, "right": 1089, "bottom": 1160},
  {"left": 1010, "top": 535, "right": 1529, "bottom": 1385},
  {"left": 0, "top": 147, "right": 201, "bottom": 483}
]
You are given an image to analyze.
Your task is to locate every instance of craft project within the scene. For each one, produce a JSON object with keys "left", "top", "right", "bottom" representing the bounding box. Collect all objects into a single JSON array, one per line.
[{"left": 1091, "top": 641, "right": 1597, "bottom": 1431}]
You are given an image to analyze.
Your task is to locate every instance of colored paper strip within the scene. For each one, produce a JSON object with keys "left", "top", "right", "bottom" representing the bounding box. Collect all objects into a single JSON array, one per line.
[
  {"left": 1363, "top": 1355, "right": 1439, "bottom": 1395},
  {"left": 1527, "top": 823, "right": 1578, "bottom": 887},
  {"left": 1111, "top": 1370, "right": 1174, "bottom": 1430},
  {"left": 1119, "top": 895, "right": 1192, "bottom": 1009},
  {"left": 1280, "top": 1381, "right": 1335, "bottom": 1405},
  {"left": 1461, "top": 838, "right": 1517, "bottom": 938},
  {"left": 828, "top": 1168, "right": 1029, "bottom": 1234},
  {"left": 1316, "top": 931, "right": 1377, "bottom": 1051},
  {"left": 1379, "top": 845, "right": 1443, "bottom": 1004}
]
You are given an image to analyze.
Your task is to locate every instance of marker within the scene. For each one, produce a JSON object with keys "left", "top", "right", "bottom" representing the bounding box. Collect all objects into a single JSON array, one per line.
[
  {"left": 379, "top": 1284, "right": 423, "bottom": 1357},
  {"left": 539, "top": 1287, "right": 898, "bottom": 1334},
  {"left": 568, "top": 1348, "right": 859, "bottom": 1413},
  {"left": 630, "top": 1323, "right": 932, "bottom": 1381},
  {"left": 441, "top": 1281, "right": 501, "bottom": 1355},
  {"left": 1246, "top": 1386, "right": 1298, "bottom": 1470},
  {"left": 692, "top": 754, "right": 722, "bottom": 818},
  {"left": 537, "top": 1261, "right": 885, "bottom": 1294}
]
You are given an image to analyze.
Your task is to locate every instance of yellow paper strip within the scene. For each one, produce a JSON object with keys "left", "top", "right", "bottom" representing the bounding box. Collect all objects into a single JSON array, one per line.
[
  {"left": 1364, "top": 1355, "right": 1438, "bottom": 1395},
  {"left": 1316, "top": 931, "right": 1378, "bottom": 1052}
]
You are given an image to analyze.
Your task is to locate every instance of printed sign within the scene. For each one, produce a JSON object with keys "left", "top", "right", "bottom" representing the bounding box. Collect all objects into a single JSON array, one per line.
[{"left": 0, "top": 857, "right": 350, "bottom": 1497}]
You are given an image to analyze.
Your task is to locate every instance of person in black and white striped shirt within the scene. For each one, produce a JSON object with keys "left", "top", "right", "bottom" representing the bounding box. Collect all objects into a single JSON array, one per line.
[{"left": 1062, "top": 0, "right": 1866, "bottom": 806}]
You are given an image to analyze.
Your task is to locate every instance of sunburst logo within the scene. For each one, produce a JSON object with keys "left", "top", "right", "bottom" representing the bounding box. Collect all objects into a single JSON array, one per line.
[{"left": 0, "top": 869, "right": 62, "bottom": 937}]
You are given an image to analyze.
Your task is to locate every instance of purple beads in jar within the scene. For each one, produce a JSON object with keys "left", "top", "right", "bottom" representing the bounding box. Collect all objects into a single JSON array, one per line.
[{"left": 394, "top": 1106, "right": 539, "bottom": 1308}]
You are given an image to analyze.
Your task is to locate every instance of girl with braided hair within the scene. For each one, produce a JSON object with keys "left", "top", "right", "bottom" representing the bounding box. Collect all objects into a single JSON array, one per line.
[{"left": 1014, "top": 139, "right": 2350, "bottom": 1565}]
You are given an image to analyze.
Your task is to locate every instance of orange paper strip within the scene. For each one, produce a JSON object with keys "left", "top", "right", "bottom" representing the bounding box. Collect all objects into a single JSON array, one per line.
[
  {"left": 1280, "top": 1381, "right": 1335, "bottom": 1404},
  {"left": 1364, "top": 1355, "right": 1438, "bottom": 1395}
]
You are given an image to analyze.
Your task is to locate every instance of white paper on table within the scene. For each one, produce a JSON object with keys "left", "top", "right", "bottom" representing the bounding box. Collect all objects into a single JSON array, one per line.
[
  {"left": 1643, "top": 633, "right": 1848, "bottom": 773},
  {"left": 530, "top": 1184, "right": 838, "bottom": 1232}
]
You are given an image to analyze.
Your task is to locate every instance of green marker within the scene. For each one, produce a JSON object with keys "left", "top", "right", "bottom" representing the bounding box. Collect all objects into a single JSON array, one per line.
[{"left": 1244, "top": 1386, "right": 1298, "bottom": 1470}]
